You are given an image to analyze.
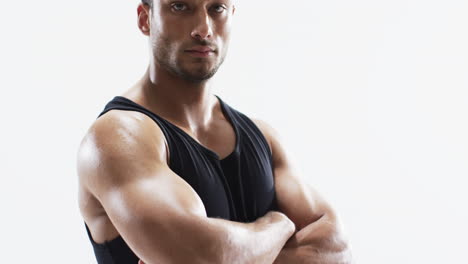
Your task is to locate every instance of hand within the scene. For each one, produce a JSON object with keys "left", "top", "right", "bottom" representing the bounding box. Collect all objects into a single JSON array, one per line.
[{"left": 273, "top": 232, "right": 352, "bottom": 264}]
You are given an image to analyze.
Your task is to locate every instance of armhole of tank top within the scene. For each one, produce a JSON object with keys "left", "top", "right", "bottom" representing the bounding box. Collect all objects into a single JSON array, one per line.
[
  {"left": 236, "top": 111, "right": 274, "bottom": 161},
  {"left": 98, "top": 108, "right": 172, "bottom": 166}
]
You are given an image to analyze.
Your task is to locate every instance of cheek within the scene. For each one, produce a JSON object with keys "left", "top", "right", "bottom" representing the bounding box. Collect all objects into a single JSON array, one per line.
[
  {"left": 159, "top": 14, "right": 187, "bottom": 36},
  {"left": 151, "top": 28, "right": 182, "bottom": 55},
  {"left": 217, "top": 32, "right": 231, "bottom": 55},
  {"left": 215, "top": 22, "right": 232, "bottom": 45},
  {"left": 159, "top": 37, "right": 178, "bottom": 58},
  {"left": 151, "top": 12, "right": 185, "bottom": 41}
]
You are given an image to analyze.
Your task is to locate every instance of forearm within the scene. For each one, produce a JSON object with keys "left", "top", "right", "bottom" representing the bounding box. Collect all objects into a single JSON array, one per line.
[
  {"left": 292, "top": 212, "right": 343, "bottom": 248},
  {"left": 139, "top": 211, "right": 296, "bottom": 264},
  {"left": 208, "top": 211, "right": 296, "bottom": 264},
  {"left": 273, "top": 212, "right": 351, "bottom": 264}
]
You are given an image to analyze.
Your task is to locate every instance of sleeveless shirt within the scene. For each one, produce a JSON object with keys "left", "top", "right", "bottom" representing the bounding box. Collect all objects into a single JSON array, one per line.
[{"left": 85, "top": 95, "right": 279, "bottom": 263}]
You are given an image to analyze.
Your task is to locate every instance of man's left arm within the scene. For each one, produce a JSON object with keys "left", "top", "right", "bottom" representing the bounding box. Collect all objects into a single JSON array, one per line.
[{"left": 253, "top": 119, "right": 353, "bottom": 264}]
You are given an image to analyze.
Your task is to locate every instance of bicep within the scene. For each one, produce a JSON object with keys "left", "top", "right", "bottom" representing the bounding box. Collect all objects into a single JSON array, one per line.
[
  {"left": 77, "top": 113, "right": 214, "bottom": 263},
  {"left": 253, "top": 119, "right": 334, "bottom": 230},
  {"left": 274, "top": 163, "right": 333, "bottom": 230},
  {"left": 98, "top": 166, "right": 211, "bottom": 263}
]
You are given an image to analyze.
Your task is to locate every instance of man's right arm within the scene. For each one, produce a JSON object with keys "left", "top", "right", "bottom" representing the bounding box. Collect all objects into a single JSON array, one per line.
[{"left": 77, "top": 111, "right": 295, "bottom": 264}]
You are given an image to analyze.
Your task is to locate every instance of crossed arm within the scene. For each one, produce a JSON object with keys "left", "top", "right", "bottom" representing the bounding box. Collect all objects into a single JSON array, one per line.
[
  {"left": 78, "top": 111, "right": 351, "bottom": 264},
  {"left": 253, "top": 119, "right": 352, "bottom": 264}
]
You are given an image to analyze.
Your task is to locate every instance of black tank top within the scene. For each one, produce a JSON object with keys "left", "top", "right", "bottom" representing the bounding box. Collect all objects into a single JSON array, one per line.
[{"left": 85, "top": 95, "right": 279, "bottom": 264}]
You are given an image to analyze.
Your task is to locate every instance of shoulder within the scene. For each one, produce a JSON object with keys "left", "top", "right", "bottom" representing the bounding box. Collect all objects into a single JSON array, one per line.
[
  {"left": 77, "top": 110, "right": 167, "bottom": 194},
  {"left": 249, "top": 118, "right": 274, "bottom": 146},
  {"left": 80, "top": 110, "right": 166, "bottom": 162},
  {"left": 249, "top": 117, "right": 290, "bottom": 167},
  {"left": 249, "top": 117, "right": 279, "bottom": 158}
]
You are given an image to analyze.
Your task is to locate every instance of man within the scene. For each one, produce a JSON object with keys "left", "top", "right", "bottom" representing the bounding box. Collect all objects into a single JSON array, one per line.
[{"left": 77, "top": 0, "right": 352, "bottom": 263}]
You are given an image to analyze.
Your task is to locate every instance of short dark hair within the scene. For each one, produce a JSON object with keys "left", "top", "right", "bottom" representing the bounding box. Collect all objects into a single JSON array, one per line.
[{"left": 142, "top": 0, "right": 152, "bottom": 6}]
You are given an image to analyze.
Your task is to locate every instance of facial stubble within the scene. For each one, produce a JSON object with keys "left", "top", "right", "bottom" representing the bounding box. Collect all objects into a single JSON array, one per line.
[{"left": 153, "top": 36, "right": 226, "bottom": 83}]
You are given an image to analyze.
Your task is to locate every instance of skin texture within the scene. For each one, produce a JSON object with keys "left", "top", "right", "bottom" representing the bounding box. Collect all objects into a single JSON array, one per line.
[
  {"left": 77, "top": 0, "right": 352, "bottom": 263},
  {"left": 146, "top": 0, "right": 229, "bottom": 82}
]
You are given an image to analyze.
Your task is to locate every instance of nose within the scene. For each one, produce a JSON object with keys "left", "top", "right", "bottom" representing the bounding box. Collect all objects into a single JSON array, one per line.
[{"left": 190, "top": 11, "right": 213, "bottom": 40}]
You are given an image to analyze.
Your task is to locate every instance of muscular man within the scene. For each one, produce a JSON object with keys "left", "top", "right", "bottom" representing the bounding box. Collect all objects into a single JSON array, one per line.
[{"left": 77, "top": 0, "right": 351, "bottom": 263}]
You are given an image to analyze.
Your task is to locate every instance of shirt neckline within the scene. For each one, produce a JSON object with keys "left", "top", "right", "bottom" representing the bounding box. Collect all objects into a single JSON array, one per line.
[{"left": 113, "top": 95, "right": 240, "bottom": 162}]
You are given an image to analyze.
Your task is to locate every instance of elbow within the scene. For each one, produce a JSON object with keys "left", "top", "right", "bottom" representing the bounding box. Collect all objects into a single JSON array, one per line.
[
  {"left": 329, "top": 234, "right": 353, "bottom": 264},
  {"left": 322, "top": 211, "right": 352, "bottom": 260}
]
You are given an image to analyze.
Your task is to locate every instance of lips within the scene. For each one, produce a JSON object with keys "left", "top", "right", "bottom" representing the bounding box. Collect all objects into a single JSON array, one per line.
[
  {"left": 184, "top": 46, "right": 215, "bottom": 58},
  {"left": 185, "top": 46, "right": 215, "bottom": 53}
]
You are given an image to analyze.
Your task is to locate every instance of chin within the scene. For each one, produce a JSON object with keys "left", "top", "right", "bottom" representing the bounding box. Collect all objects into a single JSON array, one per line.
[
  {"left": 183, "top": 71, "right": 217, "bottom": 82},
  {"left": 180, "top": 64, "right": 219, "bottom": 82}
]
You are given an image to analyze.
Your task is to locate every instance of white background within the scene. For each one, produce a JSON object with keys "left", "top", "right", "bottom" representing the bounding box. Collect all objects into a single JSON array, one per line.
[{"left": 1, "top": 0, "right": 467, "bottom": 263}]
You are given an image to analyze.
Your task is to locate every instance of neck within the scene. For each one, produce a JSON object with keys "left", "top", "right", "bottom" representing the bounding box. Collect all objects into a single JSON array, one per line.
[{"left": 124, "top": 65, "right": 219, "bottom": 131}]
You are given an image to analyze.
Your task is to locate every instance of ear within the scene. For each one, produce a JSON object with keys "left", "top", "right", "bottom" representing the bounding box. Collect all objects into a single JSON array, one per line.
[{"left": 137, "top": 3, "right": 151, "bottom": 36}]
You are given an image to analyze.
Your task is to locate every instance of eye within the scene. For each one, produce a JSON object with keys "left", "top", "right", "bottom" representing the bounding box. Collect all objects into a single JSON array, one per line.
[
  {"left": 211, "top": 4, "right": 226, "bottom": 13},
  {"left": 171, "top": 2, "right": 188, "bottom": 12}
]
